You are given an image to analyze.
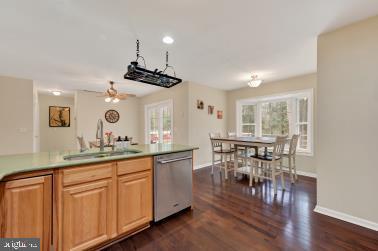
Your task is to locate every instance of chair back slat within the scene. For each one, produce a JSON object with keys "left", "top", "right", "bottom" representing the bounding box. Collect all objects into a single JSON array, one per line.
[
  {"left": 289, "top": 134, "right": 300, "bottom": 155},
  {"left": 209, "top": 133, "right": 222, "bottom": 149},
  {"left": 272, "top": 136, "right": 287, "bottom": 159}
]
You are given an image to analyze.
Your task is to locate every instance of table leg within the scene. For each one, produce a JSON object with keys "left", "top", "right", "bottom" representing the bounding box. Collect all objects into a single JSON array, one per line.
[
  {"left": 234, "top": 145, "right": 238, "bottom": 177},
  {"left": 253, "top": 146, "right": 258, "bottom": 157}
]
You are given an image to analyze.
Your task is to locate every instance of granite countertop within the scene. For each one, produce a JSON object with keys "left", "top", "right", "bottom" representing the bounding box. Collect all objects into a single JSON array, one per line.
[{"left": 0, "top": 144, "right": 198, "bottom": 181}]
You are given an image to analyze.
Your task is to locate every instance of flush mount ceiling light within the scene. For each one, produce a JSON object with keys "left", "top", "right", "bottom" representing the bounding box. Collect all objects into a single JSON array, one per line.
[
  {"left": 247, "top": 75, "right": 263, "bottom": 88},
  {"left": 52, "top": 91, "right": 61, "bottom": 96},
  {"left": 162, "top": 36, "right": 174, "bottom": 44}
]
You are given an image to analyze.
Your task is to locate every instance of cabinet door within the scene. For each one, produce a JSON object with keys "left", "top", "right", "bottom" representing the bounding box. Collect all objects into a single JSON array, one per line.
[
  {"left": 1, "top": 175, "right": 52, "bottom": 251},
  {"left": 62, "top": 179, "right": 113, "bottom": 251},
  {"left": 118, "top": 171, "right": 152, "bottom": 234}
]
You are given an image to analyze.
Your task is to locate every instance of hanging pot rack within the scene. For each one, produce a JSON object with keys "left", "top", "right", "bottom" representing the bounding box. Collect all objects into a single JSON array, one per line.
[{"left": 124, "top": 40, "right": 182, "bottom": 88}]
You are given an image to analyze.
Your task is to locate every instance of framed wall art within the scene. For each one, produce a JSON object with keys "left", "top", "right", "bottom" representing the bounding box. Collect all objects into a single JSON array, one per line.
[
  {"left": 49, "top": 106, "right": 70, "bottom": 127},
  {"left": 197, "top": 100, "right": 204, "bottom": 109},
  {"left": 208, "top": 105, "right": 214, "bottom": 115},
  {"left": 217, "top": 110, "right": 223, "bottom": 119}
]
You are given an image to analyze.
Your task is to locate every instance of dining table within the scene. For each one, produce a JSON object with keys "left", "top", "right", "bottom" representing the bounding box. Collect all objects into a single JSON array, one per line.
[{"left": 210, "top": 136, "right": 278, "bottom": 171}]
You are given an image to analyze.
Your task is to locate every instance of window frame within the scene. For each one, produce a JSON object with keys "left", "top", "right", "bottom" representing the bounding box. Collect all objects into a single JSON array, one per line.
[
  {"left": 236, "top": 89, "right": 313, "bottom": 156},
  {"left": 144, "top": 99, "right": 174, "bottom": 144},
  {"left": 240, "top": 104, "right": 257, "bottom": 136}
]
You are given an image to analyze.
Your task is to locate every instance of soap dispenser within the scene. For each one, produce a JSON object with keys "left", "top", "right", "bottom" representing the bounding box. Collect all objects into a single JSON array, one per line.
[
  {"left": 116, "top": 136, "right": 123, "bottom": 149},
  {"left": 123, "top": 136, "right": 129, "bottom": 148}
]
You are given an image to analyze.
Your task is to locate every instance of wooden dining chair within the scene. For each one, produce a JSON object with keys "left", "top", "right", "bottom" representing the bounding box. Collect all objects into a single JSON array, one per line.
[
  {"left": 77, "top": 136, "right": 88, "bottom": 152},
  {"left": 249, "top": 136, "right": 287, "bottom": 194},
  {"left": 227, "top": 132, "right": 249, "bottom": 168},
  {"left": 283, "top": 134, "right": 299, "bottom": 183},
  {"left": 209, "top": 133, "right": 235, "bottom": 179}
]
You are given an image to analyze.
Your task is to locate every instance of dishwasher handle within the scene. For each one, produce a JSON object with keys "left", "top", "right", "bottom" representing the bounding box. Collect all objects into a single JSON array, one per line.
[{"left": 158, "top": 156, "right": 192, "bottom": 164}]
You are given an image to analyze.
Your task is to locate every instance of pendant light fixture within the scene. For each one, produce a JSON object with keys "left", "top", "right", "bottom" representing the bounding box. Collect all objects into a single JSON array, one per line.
[{"left": 247, "top": 75, "right": 263, "bottom": 88}]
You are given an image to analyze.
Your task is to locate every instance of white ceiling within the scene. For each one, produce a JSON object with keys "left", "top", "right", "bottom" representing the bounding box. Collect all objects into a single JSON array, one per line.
[{"left": 0, "top": 0, "right": 378, "bottom": 96}]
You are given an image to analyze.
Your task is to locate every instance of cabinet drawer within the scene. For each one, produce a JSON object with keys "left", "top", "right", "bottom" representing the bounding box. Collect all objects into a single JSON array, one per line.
[
  {"left": 63, "top": 163, "right": 113, "bottom": 186},
  {"left": 117, "top": 157, "right": 152, "bottom": 176}
]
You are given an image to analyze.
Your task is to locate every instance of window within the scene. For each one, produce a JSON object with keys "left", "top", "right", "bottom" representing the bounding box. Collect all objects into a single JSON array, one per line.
[
  {"left": 241, "top": 105, "right": 256, "bottom": 136},
  {"left": 236, "top": 89, "right": 313, "bottom": 154},
  {"left": 145, "top": 100, "right": 173, "bottom": 144},
  {"left": 296, "top": 97, "right": 309, "bottom": 151},
  {"left": 261, "top": 101, "right": 289, "bottom": 137}
]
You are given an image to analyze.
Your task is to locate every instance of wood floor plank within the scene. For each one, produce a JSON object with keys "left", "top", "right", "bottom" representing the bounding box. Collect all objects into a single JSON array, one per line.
[{"left": 105, "top": 166, "right": 378, "bottom": 251}]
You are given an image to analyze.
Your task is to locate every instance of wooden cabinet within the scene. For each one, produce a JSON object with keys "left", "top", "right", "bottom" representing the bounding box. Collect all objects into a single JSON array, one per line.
[
  {"left": 59, "top": 157, "right": 152, "bottom": 250},
  {"left": 62, "top": 164, "right": 115, "bottom": 250},
  {"left": 0, "top": 175, "right": 52, "bottom": 251},
  {"left": 117, "top": 170, "right": 152, "bottom": 234},
  {"left": 0, "top": 156, "right": 155, "bottom": 251}
]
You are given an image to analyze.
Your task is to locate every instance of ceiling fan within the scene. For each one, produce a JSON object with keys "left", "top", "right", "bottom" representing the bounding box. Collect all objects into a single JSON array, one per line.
[{"left": 98, "top": 81, "right": 136, "bottom": 103}]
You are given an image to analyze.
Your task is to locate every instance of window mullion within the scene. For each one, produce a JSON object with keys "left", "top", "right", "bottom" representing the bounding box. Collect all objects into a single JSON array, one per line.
[
  {"left": 159, "top": 106, "right": 164, "bottom": 143},
  {"left": 256, "top": 103, "right": 262, "bottom": 137},
  {"left": 147, "top": 109, "right": 151, "bottom": 144},
  {"left": 289, "top": 98, "right": 297, "bottom": 136}
]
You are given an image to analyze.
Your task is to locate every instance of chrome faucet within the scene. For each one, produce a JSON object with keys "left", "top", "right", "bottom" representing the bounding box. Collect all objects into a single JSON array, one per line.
[{"left": 96, "top": 119, "right": 104, "bottom": 152}]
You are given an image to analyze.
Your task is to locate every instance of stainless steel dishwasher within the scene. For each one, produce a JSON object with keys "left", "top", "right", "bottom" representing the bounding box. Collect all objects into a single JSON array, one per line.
[{"left": 154, "top": 151, "right": 193, "bottom": 222}]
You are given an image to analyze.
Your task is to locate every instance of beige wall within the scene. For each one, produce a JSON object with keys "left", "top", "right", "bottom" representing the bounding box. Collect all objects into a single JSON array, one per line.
[
  {"left": 39, "top": 94, "right": 77, "bottom": 151},
  {"left": 33, "top": 86, "right": 40, "bottom": 152},
  {"left": 227, "top": 73, "right": 317, "bottom": 174},
  {"left": 0, "top": 76, "right": 34, "bottom": 155},
  {"left": 317, "top": 16, "right": 378, "bottom": 224},
  {"left": 138, "top": 83, "right": 189, "bottom": 145},
  {"left": 188, "top": 83, "right": 227, "bottom": 166},
  {"left": 76, "top": 91, "right": 140, "bottom": 145},
  {"left": 138, "top": 82, "right": 227, "bottom": 167}
]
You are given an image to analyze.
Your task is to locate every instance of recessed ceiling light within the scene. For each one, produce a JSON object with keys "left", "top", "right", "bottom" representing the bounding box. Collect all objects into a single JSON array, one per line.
[
  {"left": 52, "top": 91, "right": 61, "bottom": 96},
  {"left": 162, "top": 36, "right": 174, "bottom": 44}
]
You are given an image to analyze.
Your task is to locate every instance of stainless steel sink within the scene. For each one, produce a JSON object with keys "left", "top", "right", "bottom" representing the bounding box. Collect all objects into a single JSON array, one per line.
[{"left": 63, "top": 149, "right": 142, "bottom": 161}]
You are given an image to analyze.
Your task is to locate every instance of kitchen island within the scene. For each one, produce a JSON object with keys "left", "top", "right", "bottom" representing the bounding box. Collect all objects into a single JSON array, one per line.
[{"left": 0, "top": 144, "right": 198, "bottom": 251}]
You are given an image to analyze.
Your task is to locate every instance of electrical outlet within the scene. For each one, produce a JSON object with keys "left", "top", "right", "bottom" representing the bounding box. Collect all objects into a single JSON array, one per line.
[{"left": 19, "top": 128, "right": 28, "bottom": 133}]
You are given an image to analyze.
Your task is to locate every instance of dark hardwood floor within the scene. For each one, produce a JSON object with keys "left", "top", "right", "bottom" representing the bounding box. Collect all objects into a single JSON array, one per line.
[{"left": 106, "top": 166, "right": 378, "bottom": 251}]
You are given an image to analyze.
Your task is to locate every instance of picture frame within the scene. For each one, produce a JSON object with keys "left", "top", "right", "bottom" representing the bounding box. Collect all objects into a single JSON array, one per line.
[
  {"left": 217, "top": 110, "right": 223, "bottom": 119},
  {"left": 197, "top": 100, "right": 204, "bottom": 109},
  {"left": 208, "top": 105, "right": 214, "bottom": 115},
  {"left": 49, "top": 106, "right": 70, "bottom": 127}
]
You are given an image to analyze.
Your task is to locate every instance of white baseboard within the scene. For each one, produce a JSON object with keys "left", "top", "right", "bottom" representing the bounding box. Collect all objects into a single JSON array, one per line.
[
  {"left": 314, "top": 205, "right": 378, "bottom": 231},
  {"left": 282, "top": 167, "right": 317, "bottom": 178},
  {"left": 194, "top": 163, "right": 317, "bottom": 178},
  {"left": 194, "top": 162, "right": 219, "bottom": 170}
]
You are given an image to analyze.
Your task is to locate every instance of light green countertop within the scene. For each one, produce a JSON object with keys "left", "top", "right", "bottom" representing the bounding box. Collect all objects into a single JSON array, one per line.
[{"left": 0, "top": 144, "right": 198, "bottom": 181}]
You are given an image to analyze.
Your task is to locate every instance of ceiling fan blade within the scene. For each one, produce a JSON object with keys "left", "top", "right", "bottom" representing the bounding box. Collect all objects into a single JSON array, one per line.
[
  {"left": 81, "top": 89, "right": 103, "bottom": 94},
  {"left": 117, "top": 93, "right": 136, "bottom": 99},
  {"left": 97, "top": 93, "right": 110, "bottom": 97}
]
